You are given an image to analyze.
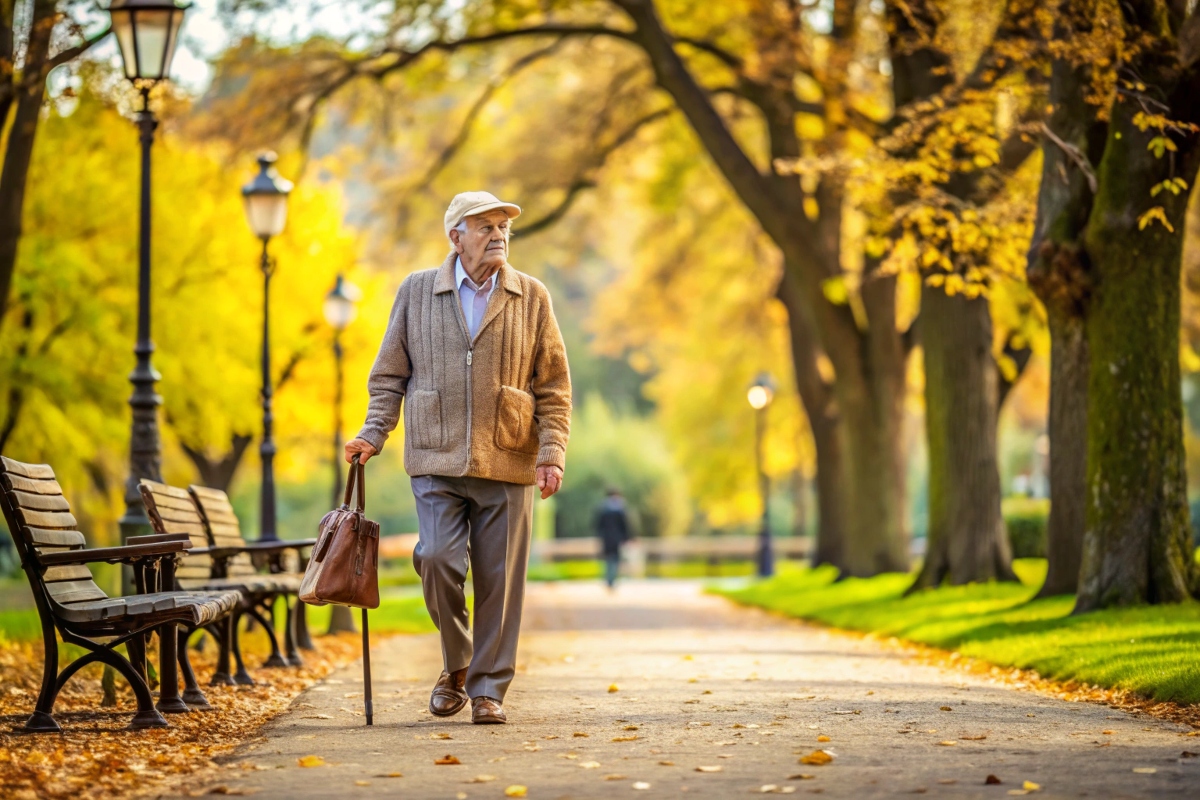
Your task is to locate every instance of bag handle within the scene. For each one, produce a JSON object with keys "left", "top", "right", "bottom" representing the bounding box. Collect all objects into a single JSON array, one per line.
[{"left": 343, "top": 454, "right": 366, "bottom": 512}]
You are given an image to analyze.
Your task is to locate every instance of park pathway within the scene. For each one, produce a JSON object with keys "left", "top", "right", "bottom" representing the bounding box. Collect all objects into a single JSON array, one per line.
[{"left": 176, "top": 581, "right": 1200, "bottom": 799}]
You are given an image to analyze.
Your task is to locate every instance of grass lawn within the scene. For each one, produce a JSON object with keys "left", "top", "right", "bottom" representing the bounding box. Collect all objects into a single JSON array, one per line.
[{"left": 715, "top": 559, "right": 1200, "bottom": 705}]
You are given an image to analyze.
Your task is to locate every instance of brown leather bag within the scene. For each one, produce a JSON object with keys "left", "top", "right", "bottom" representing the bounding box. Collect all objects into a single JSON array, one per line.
[{"left": 300, "top": 456, "right": 380, "bottom": 609}]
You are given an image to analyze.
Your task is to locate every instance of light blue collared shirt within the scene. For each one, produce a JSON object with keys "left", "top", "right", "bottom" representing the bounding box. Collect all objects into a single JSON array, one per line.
[{"left": 455, "top": 256, "right": 497, "bottom": 338}]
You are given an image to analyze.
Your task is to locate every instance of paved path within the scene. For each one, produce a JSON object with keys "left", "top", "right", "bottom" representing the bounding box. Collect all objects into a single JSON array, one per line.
[{"left": 182, "top": 581, "right": 1200, "bottom": 799}]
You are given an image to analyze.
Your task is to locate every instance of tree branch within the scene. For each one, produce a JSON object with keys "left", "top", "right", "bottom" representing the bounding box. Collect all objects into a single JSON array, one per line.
[{"left": 47, "top": 26, "right": 111, "bottom": 70}]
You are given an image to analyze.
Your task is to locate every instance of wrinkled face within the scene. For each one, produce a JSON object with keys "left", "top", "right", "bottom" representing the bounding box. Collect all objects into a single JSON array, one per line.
[{"left": 451, "top": 209, "right": 511, "bottom": 276}]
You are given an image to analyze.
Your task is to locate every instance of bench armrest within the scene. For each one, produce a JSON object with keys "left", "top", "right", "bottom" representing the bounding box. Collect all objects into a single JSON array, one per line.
[
  {"left": 127, "top": 533, "right": 194, "bottom": 546},
  {"left": 38, "top": 539, "right": 192, "bottom": 567},
  {"left": 239, "top": 538, "right": 319, "bottom": 553}
]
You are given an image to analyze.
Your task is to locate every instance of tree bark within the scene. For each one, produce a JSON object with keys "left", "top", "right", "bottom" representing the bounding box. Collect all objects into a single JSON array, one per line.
[
  {"left": 910, "top": 286, "right": 1016, "bottom": 589},
  {"left": 0, "top": 0, "right": 56, "bottom": 324},
  {"left": 179, "top": 434, "right": 254, "bottom": 492},
  {"left": 1037, "top": 310, "right": 1088, "bottom": 595},
  {"left": 1075, "top": 103, "right": 1200, "bottom": 609}
]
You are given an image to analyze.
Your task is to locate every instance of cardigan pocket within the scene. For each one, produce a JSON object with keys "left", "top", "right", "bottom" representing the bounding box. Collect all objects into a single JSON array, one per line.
[
  {"left": 407, "top": 389, "right": 444, "bottom": 450},
  {"left": 495, "top": 385, "right": 539, "bottom": 454}
]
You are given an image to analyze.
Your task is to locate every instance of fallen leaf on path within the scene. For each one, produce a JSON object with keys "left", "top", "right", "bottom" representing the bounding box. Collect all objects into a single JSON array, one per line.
[
  {"left": 985, "top": 775, "right": 1002, "bottom": 785},
  {"left": 1182, "top": 751, "right": 1198, "bottom": 758},
  {"left": 434, "top": 755, "right": 462, "bottom": 765},
  {"left": 623, "top": 725, "right": 639, "bottom": 730},
  {"left": 430, "top": 732, "right": 452, "bottom": 740},
  {"left": 543, "top": 735, "right": 559, "bottom": 740},
  {"left": 816, "top": 735, "right": 831, "bottom": 743},
  {"left": 633, "top": 782, "right": 652, "bottom": 790},
  {"left": 1132, "top": 767, "right": 1157, "bottom": 774},
  {"left": 604, "top": 774, "right": 628, "bottom": 780},
  {"left": 504, "top": 786, "right": 527, "bottom": 798},
  {"left": 297, "top": 756, "right": 325, "bottom": 768},
  {"left": 205, "top": 789, "right": 260, "bottom": 796},
  {"left": 523, "top": 744, "right": 541, "bottom": 751},
  {"left": 468, "top": 775, "right": 496, "bottom": 783},
  {"left": 573, "top": 732, "right": 589, "bottom": 737},
  {"left": 759, "top": 786, "right": 796, "bottom": 794},
  {"left": 612, "top": 736, "right": 639, "bottom": 742},
  {"left": 580, "top": 761, "right": 602, "bottom": 769},
  {"left": 608, "top": 684, "right": 620, "bottom": 693},
  {"left": 301, "top": 714, "right": 332, "bottom": 720},
  {"left": 937, "top": 741, "right": 957, "bottom": 747},
  {"left": 375, "top": 772, "right": 403, "bottom": 778},
  {"left": 695, "top": 766, "right": 722, "bottom": 773},
  {"left": 798, "top": 750, "right": 833, "bottom": 766},
  {"left": 702, "top": 690, "right": 713, "bottom": 695},
  {"left": 938, "top": 779, "right": 957, "bottom": 785},
  {"left": 788, "top": 774, "right": 815, "bottom": 780},
  {"left": 1102, "top": 730, "right": 1114, "bottom": 735},
  {"left": 658, "top": 761, "right": 675, "bottom": 766},
  {"left": 353, "top": 781, "right": 370, "bottom": 787},
  {"left": 960, "top": 734, "right": 988, "bottom": 741},
  {"left": 940, "top": 707, "right": 953, "bottom": 712}
]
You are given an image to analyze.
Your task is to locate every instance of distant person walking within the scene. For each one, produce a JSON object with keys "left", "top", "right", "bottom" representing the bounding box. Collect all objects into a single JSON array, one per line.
[
  {"left": 345, "top": 191, "right": 572, "bottom": 724},
  {"left": 596, "top": 489, "right": 632, "bottom": 590}
]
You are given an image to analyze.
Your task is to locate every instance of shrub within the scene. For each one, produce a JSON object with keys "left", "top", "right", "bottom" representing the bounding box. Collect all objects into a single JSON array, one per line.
[{"left": 1003, "top": 497, "right": 1049, "bottom": 559}]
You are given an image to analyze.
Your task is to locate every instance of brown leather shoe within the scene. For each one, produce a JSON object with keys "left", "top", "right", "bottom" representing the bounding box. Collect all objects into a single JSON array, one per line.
[
  {"left": 429, "top": 668, "right": 468, "bottom": 717},
  {"left": 471, "top": 696, "right": 506, "bottom": 724}
]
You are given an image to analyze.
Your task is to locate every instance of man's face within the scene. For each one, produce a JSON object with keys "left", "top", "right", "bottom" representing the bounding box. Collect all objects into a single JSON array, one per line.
[{"left": 452, "top": 209, "right": 511, "bottom": 275}]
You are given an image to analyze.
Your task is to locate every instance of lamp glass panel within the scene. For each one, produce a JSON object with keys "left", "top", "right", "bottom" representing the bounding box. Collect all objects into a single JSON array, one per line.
[
  {"left": 111, "top": 11, "right": 138, "bottom": 80},
  {"left": 133, "top": 9, "right": 171, "bottom": 80},
  {"left": 323, "top": 295, "right": 357, "bottom": 329},
  {"left": 243, "top": 194, "right": 289, "bottom": 238},
  {"left": 162, "top": 9, "right": 184, "bottom": 77}
]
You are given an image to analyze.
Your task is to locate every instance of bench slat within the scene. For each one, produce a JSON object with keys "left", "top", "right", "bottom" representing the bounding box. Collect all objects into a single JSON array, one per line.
[
  {"left": 43, "top": 564, "right": 94, "bottom": 583},
  {"left": 204, "top": 511, "right": 241, "bottom": 528},
  {"left": 148, "top": 493, "right": 198, "bottom": 514},
  {"left": 1, "top": 457, "right": 56, "bottom": 479},
  {"left": 140, "top": 480, "right": 191, "bottom": 500},
  {"left": 46, "top": 579, "right": 107, "bottom": 605},
  {"left": 189, "top": 485, "right": 229, "bottom": 502},
  {"left": 1, "top": 474, "right": 64, "bottom": 496},
  {"left": 15, "top": 508, "right": 78, "bottom": 531},
  {"left": 9, "top": 490, "right": 71, "bottom": 512},
  {"left": 25, "top": 528, "right": 86, "bottom": 548}
]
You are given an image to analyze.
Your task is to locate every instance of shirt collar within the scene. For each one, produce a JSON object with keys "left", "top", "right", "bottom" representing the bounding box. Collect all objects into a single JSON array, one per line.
[{"left": 455, "top": 256, "right": 495, "bottom": 292}]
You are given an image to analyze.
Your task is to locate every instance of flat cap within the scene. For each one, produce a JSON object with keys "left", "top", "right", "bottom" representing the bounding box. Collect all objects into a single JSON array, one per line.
[{"left": 444, "top": 191, "right": 522, "bottom": 237}]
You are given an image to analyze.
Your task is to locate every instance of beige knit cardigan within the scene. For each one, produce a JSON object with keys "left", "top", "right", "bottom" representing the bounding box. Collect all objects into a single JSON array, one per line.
[{"left": 356, "top": 252, "right": 571, "bottom": 485}]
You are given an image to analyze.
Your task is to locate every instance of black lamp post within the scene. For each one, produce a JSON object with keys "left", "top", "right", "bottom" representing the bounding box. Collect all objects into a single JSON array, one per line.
[
  {"left": 748, "top": 372, "right": 776, "bottom": 578},
  {"left": 241, "top": 153, "right": 292, "bottom": 541},
  {"left": 323, "top": 275, "right": 360, "bottom": 635},
  {"left": 110, "top": 0, "right": 190, "bottom": 543}
]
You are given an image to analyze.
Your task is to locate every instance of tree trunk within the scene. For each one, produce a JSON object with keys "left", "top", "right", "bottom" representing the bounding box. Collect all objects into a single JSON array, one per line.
[
  {"left": 326, "top": 604, "right": 357, "bottom": 634},
  {"left": 910, "top": 286, "right": 1015, "bottom": 589},
  {"left": 0, "top": 0, "right": 55, "bottom": 323},
  {"left": 1074, "top": 100, "right": 1200, "bottom": 610},
  {"left": 1037, "top": 310, "right": 1089, "bottom": 596},
  {"left": 179, "top": 434, "right": 254, "bottom": 492}
]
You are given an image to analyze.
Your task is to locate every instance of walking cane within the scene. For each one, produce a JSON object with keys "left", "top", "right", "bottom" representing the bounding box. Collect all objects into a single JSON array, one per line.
[{"left": 362, "top": 608, "right": 373, "bottom": 726}]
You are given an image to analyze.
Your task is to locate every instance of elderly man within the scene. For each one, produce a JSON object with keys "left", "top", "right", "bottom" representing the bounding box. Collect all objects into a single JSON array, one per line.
[{"left": 345, "top": 191, "right": 571, "bottom": 725}]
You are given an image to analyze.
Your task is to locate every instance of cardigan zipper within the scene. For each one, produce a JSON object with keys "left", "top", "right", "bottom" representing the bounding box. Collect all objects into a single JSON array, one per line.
[{"left": 451, "top": 295, "right": 474, "bottom": 473}]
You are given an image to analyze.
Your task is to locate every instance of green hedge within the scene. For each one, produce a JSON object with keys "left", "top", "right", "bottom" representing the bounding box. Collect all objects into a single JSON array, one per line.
[{"left": 1003, "top": 497, "right": 1049, "bottom": 559}]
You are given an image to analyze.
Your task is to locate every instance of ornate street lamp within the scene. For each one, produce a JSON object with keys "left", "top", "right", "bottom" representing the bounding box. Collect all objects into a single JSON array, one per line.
[
  {"left": 108, "top": 0, "right": 191, "bottom": 719},
  {"left": 747, "top": 372, "right": 776, "bottom": 578},
  {"left": 323, "top": 275, "right": 360, "bottom": 635},
  {"left": 241, "top": 153, "right": 292, "bottom": 542}
]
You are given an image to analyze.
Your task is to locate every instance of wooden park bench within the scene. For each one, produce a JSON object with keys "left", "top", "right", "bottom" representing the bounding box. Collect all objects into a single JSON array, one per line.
[
  {"left": 139, "top": 480, "right": 314, "bottom": 685},
  {"left": 0, "top": 457, "right": 241, "bottom": 733}
]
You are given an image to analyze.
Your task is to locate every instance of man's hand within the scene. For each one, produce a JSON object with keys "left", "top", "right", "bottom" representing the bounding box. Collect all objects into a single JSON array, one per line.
[
  {"left": 536, "top": 465, "right": 563, "bottom": 500},
  {"left": 345, "top": 438, "right": 378, "bottom": 464}
]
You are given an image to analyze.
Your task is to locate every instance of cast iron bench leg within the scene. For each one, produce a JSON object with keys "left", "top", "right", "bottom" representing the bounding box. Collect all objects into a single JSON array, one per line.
[
  {"left": 178, "top": 628, "right": 213, "bottom": 710},
  {"left": 210, "top": 616, "right": 235, "bottom": 686},
  {"left": 284, "top": 596, "right": 303, "bottom": 667},
  {"left": 231, "top": 611, "right": 256, "bottom": 685}
]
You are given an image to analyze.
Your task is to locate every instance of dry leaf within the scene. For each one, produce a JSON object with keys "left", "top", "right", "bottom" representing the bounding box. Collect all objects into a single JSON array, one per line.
[
  {"left": 430, "top": 732, "right": 452, "bottom": 740},
  {"left": 816, "top": 735, "right": 830, "bottom": 743},
  {"left": 760, "top": 786, "right": 796, "bottom": 794},
  {"left": 1102, "top": 730, "right": 1114, "bottom": 735},
  {"left": 469, "top": 775, "right": 497, "bottom": 783},
  {"left": 937, "top": 741, "right": 956, "bottom": 747},
  {"left": 985, "top": 775, "right": 1002, "bottom": 785},
  {"left": 1023, "top": 781, "right": 1041, "bottom": 790},
  {"left": 573, "top": 731, "right": 589, "bottom": 737},
  {"left": 376, "top": 772, "right": 403, "bottom": 778},
  {"left": 504, "top": 786, "right": 527, "bottom": 798},
  {"left": 297, "top": 756, "right": 325, "bottom": 768},
  {"left": 695, "top": 766, "right": 723, "bottom": 773},
  {"left": 788, "top": 774, "right": 816, "bottom": 780},
  {"left": 434, "top": 755, "right": 462, "bottom": 765},
  {"left": 580, "top": 761, "right": 602, "bottom": 769},
  {"left": 624, "top": 725, "right": 639, "bottom": 731},
  {"left": 608, "top": 684, "right": 620, "bottom": 693},
  {"left": 658, "top": 761, "right": 675, "bottom": 766},
  {"left": 940, "top": 706, "right": 953, "bottom": 712},
  {"left": 1132, "top": 767, "right": 1157, "bottom": 774},
  {"left": 960, "top": 734, "right": 987, "bottom": 741},
  {"left": 798, "top": 750, "right": 833, "bottom": 766},
  {"left": 604, "top": 774, "right": 628, "bottom": 780},
  {"left": 301, "top": 714, "right": 332, "bottom": 720},
  {"left": 633, "top": 782, "right": 652, "bottom": 790},
  {"left": 353, "top": 781, "right": 370, "bottom": 787},
  {"left": 938, "top": 779, "right": 957, "bottom": 785},
  {"left": 613, "top": 736, "right": 639, "bottom": 742}
]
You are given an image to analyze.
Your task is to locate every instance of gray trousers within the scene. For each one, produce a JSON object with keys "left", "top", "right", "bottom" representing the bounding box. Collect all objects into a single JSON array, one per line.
[{"left": 410, "top": 474, "right": 535, "bottom": 702}]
